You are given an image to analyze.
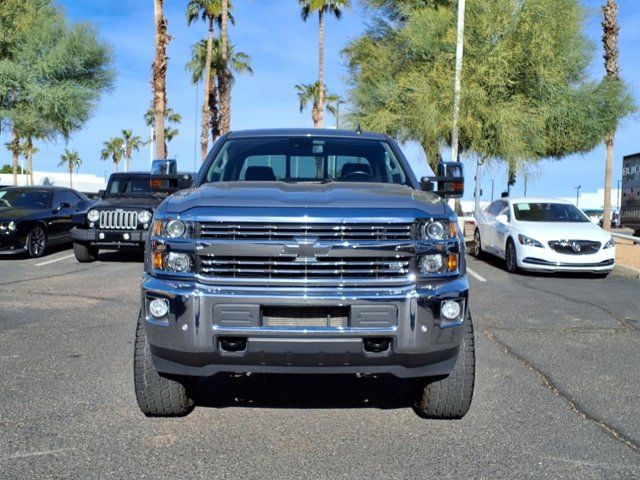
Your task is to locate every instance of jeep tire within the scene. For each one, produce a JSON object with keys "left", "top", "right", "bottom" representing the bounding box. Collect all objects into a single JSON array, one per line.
[
  {"left": 413, "top": 310, "right": 475, "bottom": 419},
  {"left": 133, "top": 311, "right": 195, "bottom": 417},
  {"left": 73, "top": 241, "right": 99, "bottom": 262}
]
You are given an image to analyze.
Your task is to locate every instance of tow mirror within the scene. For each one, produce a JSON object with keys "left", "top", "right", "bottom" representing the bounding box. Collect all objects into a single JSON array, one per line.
[
  {"left": 150, "top": 159, "right": 180, "bottom": 194},
  {"left": 421, "top": 161, "right": 464, "bottom": 199}
]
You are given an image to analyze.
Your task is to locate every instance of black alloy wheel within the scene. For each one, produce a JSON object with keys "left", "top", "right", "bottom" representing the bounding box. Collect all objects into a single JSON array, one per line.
[
  {"left": 471, "top": 229, "right": 482, "bottom": 258},
  {"left": 27, "top": 226, "right": 47, "bottom": 258},
  {"left": 505, "top": 238, "right": 518, "bottom": 273}
]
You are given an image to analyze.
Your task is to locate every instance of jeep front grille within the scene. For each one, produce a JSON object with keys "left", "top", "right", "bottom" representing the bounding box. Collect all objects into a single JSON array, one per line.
[
  {"left": 198, "top": 256, "right": 412, "bottom": 284},
  {"left": 99, "top": 210, "right": 138, "bottom": 230},
  {"left": 198, "top": 222, "right": 413, "bottom": 241},
  {"left": 548, "top": 240, "right": 601, "bottom": 255}
]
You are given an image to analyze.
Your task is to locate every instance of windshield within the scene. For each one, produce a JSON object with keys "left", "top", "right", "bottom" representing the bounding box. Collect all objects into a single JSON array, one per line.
[
  {"left": 202, "top": 137, "right": 410, "bottom": 185},
  {"left": 0, "top": 189, "right": 51, "bottom": 209},
  {"left": 106, "top": 176, "right": 151, "bottom": 197},
  {"left": 513, "top": 202, "right": 590, "bottom": 222}
]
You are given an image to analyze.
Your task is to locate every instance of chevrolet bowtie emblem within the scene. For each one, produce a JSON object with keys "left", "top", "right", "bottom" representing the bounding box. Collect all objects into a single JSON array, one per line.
[{"left": 281, "top": 238, "right": 331, "bottom": 261}]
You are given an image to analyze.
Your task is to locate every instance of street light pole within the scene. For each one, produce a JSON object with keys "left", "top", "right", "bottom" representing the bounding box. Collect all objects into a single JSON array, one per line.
[
  {"left": 575, "top": 185, "right": 581, "bottom": 207},
  {"left": 617, "top": 179, "right": 621, "bottom": 211},
  {"left": 450, "top": 0, "right": 466, "bottom": 164},
  {"left": 336, "top": 100, "right": 346, "bottom": 129},
  {"left": 490, "top": 179, "right": 495, "bottom": 202}
]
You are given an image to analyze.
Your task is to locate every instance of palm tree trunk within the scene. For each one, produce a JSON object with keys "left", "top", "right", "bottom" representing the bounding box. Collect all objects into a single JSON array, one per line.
[
  {"left": 201, "top": 17, "right": 215, "bottom": 162},
  {"left": 218, "top": 0, "right": 231, "bottom": 135},
  {"left": 209, "top": 75, "right": 220, "bottom": 142},
  {"left": 11, "top": 128, "right": 19, "bottom": 186},
  {"left": 317, "top": 9, "right": 325, "bottom": 129},
  {"left": 27, "top": 138, "right": 34, "bottom": 186},
  {"left": 69, "top": 167, "right": 73, "bottom": 189},
  {"left": 152, "top": 0, "right": 170, "bottom": 159},
  {"left": 602, "top": 0, "right": 619, "bottom": 231},
  {"left": 114, "top": 159, "right": 119, "bottom": 173}
]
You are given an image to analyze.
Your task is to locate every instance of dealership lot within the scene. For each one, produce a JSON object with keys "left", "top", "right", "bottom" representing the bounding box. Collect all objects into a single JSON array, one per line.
[{"left": 0, "top": 249, "right": 639, "bottom": 479}]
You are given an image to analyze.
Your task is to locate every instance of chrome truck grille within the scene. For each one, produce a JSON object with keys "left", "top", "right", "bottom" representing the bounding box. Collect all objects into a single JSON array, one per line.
[
  {"left": 99, "top": 210, "right": 138, "bottom": 230},
  {"left": 198, "top": 221, "right": 413, "bottom": 241},
  {"left": 548, "top": 240, "right": 601, "bottom": 255}
]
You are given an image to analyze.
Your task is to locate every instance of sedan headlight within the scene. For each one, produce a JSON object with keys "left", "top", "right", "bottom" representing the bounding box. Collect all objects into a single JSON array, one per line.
[
  {"left": 518, "top": 234, "right": 543, "bottom": 248},
  {"left": 603, "top": 237, "right": 615, "bottom": 249},
  {"left": 419, "top": 221, "right": 457, "bottom": 240},
  {"left": 138, "top": 210, "right": 152, "bottom": 224},
  {"left": 87, "top": 209, "right": 100, "bottom": 223}
]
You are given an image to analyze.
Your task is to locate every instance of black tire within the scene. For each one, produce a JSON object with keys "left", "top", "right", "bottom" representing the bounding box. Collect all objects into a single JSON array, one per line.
[
  {"left": 73, "top": 242, "right": 99, "bottom": 262},
  {"left": 505, "top": 238, "right": 519, "bottom": 273},
  {"left": 26, "top": 225, "right": 47, "bottom": 258},
  {"left": 414, "top": 310, "right": 475, "bottom": 419},
  {"left": 470, "top": 228, "right": 483, "bottom": 258},
  {"left": 133, "top": 311, "right": 195, "bottom": 417}
]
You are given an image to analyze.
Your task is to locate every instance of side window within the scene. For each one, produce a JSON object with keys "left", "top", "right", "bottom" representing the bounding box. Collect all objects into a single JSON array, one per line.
[
  {"left": 486, "top": 201, "right": 500, "bottom": 216},
  {"left": 54, "top": 190, "right": 81, "bottom": 208}
]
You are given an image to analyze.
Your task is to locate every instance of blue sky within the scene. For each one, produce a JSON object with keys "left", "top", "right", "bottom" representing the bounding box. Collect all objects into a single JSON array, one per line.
[{"left": 2, "top": 0, "right": 639, "bottom": 204}]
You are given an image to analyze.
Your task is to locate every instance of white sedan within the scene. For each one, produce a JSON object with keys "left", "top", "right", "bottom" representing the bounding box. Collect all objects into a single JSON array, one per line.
[{"left": 471, "top": 197, "right": 615, "bottom": 275}]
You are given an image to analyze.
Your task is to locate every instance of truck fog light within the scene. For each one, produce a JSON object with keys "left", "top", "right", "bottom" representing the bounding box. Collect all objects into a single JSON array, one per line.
[
  {"left": 419, "top": 254, "right": 445, "bottom": 274},
  {"left": 165, "top": 252, "right": 191, "bottom": 272},
  {"left": 149, "top": 298, "right": 169, "bottom": 318},
  {"left": 441, "top": 300, "right": 462, "bottom": 321}
]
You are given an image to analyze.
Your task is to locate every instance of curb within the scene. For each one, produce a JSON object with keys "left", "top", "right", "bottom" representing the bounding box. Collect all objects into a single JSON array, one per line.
[{"left": 614, "top": 263, "right": 640, "bottom": 280}]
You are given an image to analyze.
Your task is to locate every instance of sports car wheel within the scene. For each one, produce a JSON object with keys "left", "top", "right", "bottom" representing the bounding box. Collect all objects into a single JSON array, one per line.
[
  {"left": 505, "top": 238, "right": 518, "bottom": 273},
  {"left": 27, "top": 226, "right": 47, "bottom": 258}
]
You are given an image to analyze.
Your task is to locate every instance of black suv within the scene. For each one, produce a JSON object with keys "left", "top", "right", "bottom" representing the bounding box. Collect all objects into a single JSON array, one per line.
[{"left": 71, "top": 172, "right": 177, "bottom": 262}]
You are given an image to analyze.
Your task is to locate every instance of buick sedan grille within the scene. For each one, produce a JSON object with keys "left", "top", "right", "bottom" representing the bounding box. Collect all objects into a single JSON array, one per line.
[
  {"left": 99, "top": 210, "right": 138, "bottom": 230},
  {"left": 548, "top": 240, "right": 601, "bottom": 255}
]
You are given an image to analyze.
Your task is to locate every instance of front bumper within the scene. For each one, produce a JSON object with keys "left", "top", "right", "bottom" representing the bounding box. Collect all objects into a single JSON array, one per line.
[
  {"left": 71, "top": 228, "right": 148, "bottom": 248},
  {"left": 0, "top": 231, "right": 26, "bottom": 254},
  {"left": 517, "top": 244, "right": 616, "bottom": 273},
  {"left": 142, "top": 275, "right": 469, "bottom": 378}
]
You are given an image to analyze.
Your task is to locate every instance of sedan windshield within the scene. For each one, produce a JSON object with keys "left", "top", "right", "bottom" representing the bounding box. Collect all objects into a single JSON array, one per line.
[
  {"left": 106, "top": 176, "right": 151, "bottom": 197},
  {"left": 513, "top": 203, "right": 590, "bottom": 222},
  {"left": 202, "top": 137, "right": 410, "bottom": 185},
  {"left": 0, "top": 189, "right": 51, "bottom": 209}
]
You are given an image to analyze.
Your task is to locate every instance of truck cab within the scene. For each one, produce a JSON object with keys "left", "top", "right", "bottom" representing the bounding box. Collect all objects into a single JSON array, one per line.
[{"left": 134, "top": 129, "right": 473, "bottom": 419}]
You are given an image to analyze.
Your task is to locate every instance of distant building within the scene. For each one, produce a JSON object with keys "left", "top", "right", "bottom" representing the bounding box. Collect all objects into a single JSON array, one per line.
[{"left": 0, "top": 171, "right": 106, "bottom": 195}]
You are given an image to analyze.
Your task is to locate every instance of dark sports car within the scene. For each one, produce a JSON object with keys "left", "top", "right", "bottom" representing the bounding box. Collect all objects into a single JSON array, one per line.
[{"left": 0, "top": 186, "right": 94, "bottom": 257}]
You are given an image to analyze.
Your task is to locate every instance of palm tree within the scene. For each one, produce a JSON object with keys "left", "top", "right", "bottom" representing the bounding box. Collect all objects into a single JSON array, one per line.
[
  {"left": 295, "top": 82, "right": 339, "bottom": 127},
  {"left": 58, "top": 149, "right": 82, "bottom": 189},
  {"left": 144, "top": 107, "right": 182, "bottom": 157},
  {"left": 218, "top": 0, "right": 232, "bottom": 135},
  {"left": 602, "top": 0, "right": 619, "bottom": 231},
  {"left": 186, "top": 38, "right": 252, "bottom": 146},
  {"left": 18, "top": 138, "right": 38, "bottom": 185},
  {"left": 100, "top": 137, "right": 125, "bottom": 173},
  {"left": 152, "top": 0, "right": 171, "bottom": 159},
  {"left": 121, "top": 130, "right": 146, "bottom": 172},
  {"left": 298, "top": 0, "right": 350, "bottom": 128}
]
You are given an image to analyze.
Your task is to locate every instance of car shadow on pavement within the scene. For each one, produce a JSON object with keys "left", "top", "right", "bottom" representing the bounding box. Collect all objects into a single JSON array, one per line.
[
  {"left": 193, "top": 373, "right": 417, "bottom": 410},
  {"left": 0, "top": 242, "right": 72, "bottom": 260},
  {"left": 96, "top": 249, "right": 144, "bottom": 263}
]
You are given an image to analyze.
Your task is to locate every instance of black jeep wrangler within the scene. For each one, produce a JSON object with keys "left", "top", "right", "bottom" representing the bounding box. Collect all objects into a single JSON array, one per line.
[{"left": 71, "top": 169, "right": 191, "bottom": 262}]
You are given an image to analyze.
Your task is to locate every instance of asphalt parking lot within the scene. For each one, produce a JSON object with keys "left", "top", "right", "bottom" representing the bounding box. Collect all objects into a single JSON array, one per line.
[{"left": 1, "top": 247, "right": 639, "bottom": 479}]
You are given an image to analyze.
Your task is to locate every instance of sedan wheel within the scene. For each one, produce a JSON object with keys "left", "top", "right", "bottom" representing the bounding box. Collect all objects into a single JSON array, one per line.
[
  {"left": 505, "top": 239, "right": 518, "bottom": 273},
  {"left": 27, "top": 226, "right": 47, "bottom": 258}
]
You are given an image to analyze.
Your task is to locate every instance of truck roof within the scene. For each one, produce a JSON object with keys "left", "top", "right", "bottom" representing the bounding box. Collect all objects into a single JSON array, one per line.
[{"left": 226, "top": 128, "right": 389, "bottom": 141}]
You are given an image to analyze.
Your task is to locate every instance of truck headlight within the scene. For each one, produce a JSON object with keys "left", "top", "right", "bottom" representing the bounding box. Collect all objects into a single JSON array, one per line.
[
  {"left": 603, "top": 237, "right": 615, "bottom": 249},
  {"left": 418, "top": 254, "right": 457, "bottom": 274},
  {"left": 87, "top": 209, "right": 100, "bottom": 223},
  {"left": 138, "top": 210, "right": 152, "bottom": 224},
  {"left": 149, "top": 298, "right": 169, "bottom": 318},
  {"left": 165, "top": 219, "right": 187, "bottom": 238},
  {"left": 165, "top": 252, "right": 191, "bottom": 272},
  {"left": 518, "top": 234, "right": 543, "bottom": 248},
  {"left": 419, "top": 221, "right": 456, "bottom": 240}
]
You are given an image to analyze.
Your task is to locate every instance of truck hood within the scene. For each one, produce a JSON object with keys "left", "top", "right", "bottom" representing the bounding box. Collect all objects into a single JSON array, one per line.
[
  {"left": 93, "top": 196, "right": 162, "bottom": 209},
  {"left": 165, "top": 182, "right": 447, "bottom": 215}
]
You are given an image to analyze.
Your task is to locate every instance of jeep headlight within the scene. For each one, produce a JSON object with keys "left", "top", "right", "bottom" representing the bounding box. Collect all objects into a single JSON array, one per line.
[
  {"left": 87, "top": 209, "right": 100, "bottom": 223},
  {"left": 419, "top": 221, "right": 456, "bottom": 240},
  {"left": 138, "top": 210, "right": 152, "bottom": 224}
]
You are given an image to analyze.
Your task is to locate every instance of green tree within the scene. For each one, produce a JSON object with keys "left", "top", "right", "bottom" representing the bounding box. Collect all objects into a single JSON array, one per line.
[
  {"left": 121, "top": 130, "right": 146, "bottom": 172},
  {"left": 344, "top": 0, "right": 634, "bottom": 172},
  {"left": 295, "top": 82, "right": 340, "bottom": 126},
  {"left": 144, "top": 107, "right": 181, "bottom": 158},
  {"left": 58, "top": 148, "right": 82, "bottom": 189},
  {"left": 298, "top": 0, "right": 350, "bottom": 128},
  {"left": 100, "top": 137, "right": 124, "bottom": 173},
  {"left": 186, "top": 38, "right": 252, "bottom": 147}
]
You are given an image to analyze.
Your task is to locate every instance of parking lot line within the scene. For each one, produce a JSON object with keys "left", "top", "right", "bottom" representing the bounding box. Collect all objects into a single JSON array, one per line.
[
  {"left": 467, "top": 267, "right": 487, "bottom": 282},
  {"left": 34, "top": 254, "right": 75, "bottom": 267}
]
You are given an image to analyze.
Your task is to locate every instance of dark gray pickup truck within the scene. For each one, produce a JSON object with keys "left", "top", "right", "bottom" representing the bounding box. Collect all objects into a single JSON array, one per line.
[{"left": 134, "top": 129, "right": 474, "bottom": 419}]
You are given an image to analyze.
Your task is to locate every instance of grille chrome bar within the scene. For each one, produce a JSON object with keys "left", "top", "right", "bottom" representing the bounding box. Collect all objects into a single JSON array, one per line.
[
  {"left": 548, "top": 240, "right": 601, "bottom": 255},
  {"left": 198, "top": 222, "right": 413, "bottom": 241},
  {"left": 99, "top": 210, "right": 139, "bottom": 230}
]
